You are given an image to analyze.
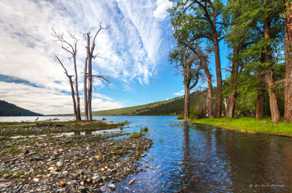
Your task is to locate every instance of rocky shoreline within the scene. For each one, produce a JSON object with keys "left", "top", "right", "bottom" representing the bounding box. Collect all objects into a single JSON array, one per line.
[
  {"left": 0, "top": 132, "right": 152, "bottom": 193},
  {"left": 0, "top": 120, "right": 127, "bottom": 137}
]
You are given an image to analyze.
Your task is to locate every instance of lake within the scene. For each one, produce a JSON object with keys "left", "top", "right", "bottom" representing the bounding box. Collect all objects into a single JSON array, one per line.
[{"left": 1, "top": 115, "right": 292, "bottom": 193}]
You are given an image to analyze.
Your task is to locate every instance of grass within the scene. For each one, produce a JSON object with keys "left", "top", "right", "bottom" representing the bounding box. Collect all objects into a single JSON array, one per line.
[
  {"left": 130, "top": 127, "right": 149, "bottom": 139},
  {"left": 192, "top": 117, "right": 292, "bottom": 137}
]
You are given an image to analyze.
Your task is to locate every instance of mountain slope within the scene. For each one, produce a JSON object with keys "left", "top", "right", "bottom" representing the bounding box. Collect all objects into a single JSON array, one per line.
[
  {"left": 0, "top": 100, "right": 42, "bottom": 116},
  {"left": 93, "top": 91, "right": 206, "bottom": 116}
]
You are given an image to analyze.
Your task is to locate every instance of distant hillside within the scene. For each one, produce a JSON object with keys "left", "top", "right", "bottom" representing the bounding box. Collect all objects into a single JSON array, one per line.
[
  {"left": 93, "top": 91, "right": 207, "bottom": 116},
  {"left": 0, "top": 100, "right": 42, "bottom": 116}
]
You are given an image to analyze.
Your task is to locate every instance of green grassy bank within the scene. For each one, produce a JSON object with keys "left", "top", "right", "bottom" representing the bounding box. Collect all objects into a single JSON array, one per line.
[{"left": 192, "top": 117, "right": 292, "bottom": 137}]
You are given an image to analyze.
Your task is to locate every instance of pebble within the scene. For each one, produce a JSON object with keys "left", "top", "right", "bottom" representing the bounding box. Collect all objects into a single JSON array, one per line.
[
  {"left": 0, "top": 181, "right": 11, "bottom": 188},
  {"left": 108, "top": 182, "right": 116, "bottom": 190},
  {"left": 0, "top": 132, "right": 152, "bottom": 193},
  {"left": 56, "top": 160, "right": 63, "bottom": 167},
  {"left": 92, "top": 174, "right": 101, "bottom": 181},
  {"left": 57, "top": 180, "right": 66, "bottom": 188}
]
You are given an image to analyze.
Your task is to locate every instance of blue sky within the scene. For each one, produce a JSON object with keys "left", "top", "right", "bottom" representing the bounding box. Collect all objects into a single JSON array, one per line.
[{"left": 0, "top": 0, "right": 231, "bottom": 114}]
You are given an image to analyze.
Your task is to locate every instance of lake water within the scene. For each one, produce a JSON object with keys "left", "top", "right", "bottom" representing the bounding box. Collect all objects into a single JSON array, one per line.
[{"left": 1, "top": 115, "right": 292, "bottom": 193}]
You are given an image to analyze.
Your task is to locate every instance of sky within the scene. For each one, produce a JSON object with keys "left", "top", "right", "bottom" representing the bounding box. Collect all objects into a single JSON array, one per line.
[{"left": 0, "top": 0, "right": 230, "bottom": 115}]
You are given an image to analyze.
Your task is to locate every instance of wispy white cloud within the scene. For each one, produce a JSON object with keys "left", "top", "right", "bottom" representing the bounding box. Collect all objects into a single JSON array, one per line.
[
  {"left": 153, "top": 0, "right": 173, "bottom": 20},
  {"left": 0, "top": 0, "right": 172, "bottom": 114},
  {"left": 0, "top": 82, "right": 122, "bottom": 114},
  {"left": 174, "top": 89, "right": 184, "bottom": 97}
]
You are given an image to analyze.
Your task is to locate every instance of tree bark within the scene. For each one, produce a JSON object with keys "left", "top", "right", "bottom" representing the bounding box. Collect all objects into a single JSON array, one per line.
[
  {"left": 184, "top": 83, "right": 191, "bottom": 121},
  {"left": 88, "top": 59, "right": 93, "bottom": 121},
  {"left": 285, "top": 1, "right": 292, "bottom": 122},
  {"left": 226, "top": 93, "right": 236, "bottom": 118},
  {"left": 265, "top": 71, "right": 280, "bottom": 123},
  {"left": 183, "top": 53, "right": 191, "bottom": 121},
  {"left": 56, "top": 56, "right": 78, "bottom": 121},
  {"left": 213, "top": 32, "right": 223, "bottom": 117},
  {"left": 256, "top": 93, "right": 264, "bottom": 119},
  {"left": 84, "top": 56, "right": 89, "bottom": 120},
  {"left": 256, "top": 73, "right": 264, "bottom": 119},
  {"left": 202, "top": 63, "right": 213, "bottom": 118},
  {"left": 263, "top": 16, "right": 280, "bottom": 123},
  {"left": 69, "top": 76, "right": 78, "bottom": 120},
  {"left": 226, "top": 48, "right": 240, "bottom": 118},
  {"left": 73, "top": 51, "right": 81, "bottom": 121},
  {"left": 86, "top": 34, "right": 93, "bottom": 121}
]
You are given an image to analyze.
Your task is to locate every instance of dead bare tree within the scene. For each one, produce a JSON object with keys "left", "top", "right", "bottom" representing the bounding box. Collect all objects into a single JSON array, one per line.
[
  {"left": 84, "top": 25, "right": 107, "bottom": 121},
  {"left": 55, "top": 56, "right": 78, "bottom": 120},
  {"left": 53, "top": 30, "right": 81, "bottom": 121}
]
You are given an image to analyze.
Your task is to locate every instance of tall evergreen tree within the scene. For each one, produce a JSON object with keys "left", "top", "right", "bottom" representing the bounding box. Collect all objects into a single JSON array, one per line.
[
  {"left": 171, "top": 0, "right": 225, "bottom": 117},
  {"left": 226, "top": 0, "right": 284, "bottom": 122}
]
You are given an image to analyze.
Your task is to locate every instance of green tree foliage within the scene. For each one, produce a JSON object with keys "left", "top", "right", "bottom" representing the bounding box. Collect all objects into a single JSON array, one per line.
[
  {"left": 170, "top": 0, "right": 225, "bottom": 117},
  {"left": 171, "top": 0, "right": 287, "bottom": 122}
]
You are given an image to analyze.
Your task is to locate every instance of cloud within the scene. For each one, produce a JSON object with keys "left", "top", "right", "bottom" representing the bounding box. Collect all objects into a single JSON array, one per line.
[
  {"left": 174, "top": 89, "right": 184, "bottom": 97},
  {"left": 0, "top": 82, "right": 122, "bottom": 114},
  {"left": 0, "top": 0, "right": 170, "bottom": 114},
  {"left": 153, "top": 0, "right": 173, "bottom": 20},
  {"left": 0, "top": 74, "right": 43, "bottom": 88}
]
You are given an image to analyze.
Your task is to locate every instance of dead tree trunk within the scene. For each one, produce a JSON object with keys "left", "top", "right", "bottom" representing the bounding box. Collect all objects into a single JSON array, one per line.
[
  {"left": 285, "top": 1, "right": 292, "bottom": 122},
  {"left": 86, "top": 33, "right": 93, "bottom": 121},
  {"left": 53, "top": 30, "right": 81, "bottom": 121},
  {"left": 56, "top": 56, "right": 78, "bottom": 120},
  {"left": 69, "top": 76, "right": 78, "bottom": 120},
  {"left": 84, "top": 56, "right": 89, "bottom": 120},
  {"left": 73, "top": 47, "right": 81, "bottom": 121},
  {"left": 84, "top": 26, "right": 104, "bottom": 121}
]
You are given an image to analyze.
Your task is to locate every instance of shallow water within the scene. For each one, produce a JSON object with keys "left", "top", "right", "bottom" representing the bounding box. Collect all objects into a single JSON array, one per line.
[
  {"left": 107, "top": 116, "right": 292, "bottom": 193},
  {"left": 2, "top": 115, "right": 292, "bottom": 193}
]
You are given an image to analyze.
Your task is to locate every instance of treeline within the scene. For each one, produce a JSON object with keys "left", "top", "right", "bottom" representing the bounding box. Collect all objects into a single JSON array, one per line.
[
  {"left": 93, "top": 91, "right": 207, "bottom": 116},
  {"left": 170, "top": 0, "right": 292, "bottom": 123}
]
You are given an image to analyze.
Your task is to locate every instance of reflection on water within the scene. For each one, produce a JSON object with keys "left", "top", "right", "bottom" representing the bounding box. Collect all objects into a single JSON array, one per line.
[
  {"left": 0, "top": 116, "right": 74, "bottom": 122},
  {"left": 1, "top": 116, "right": 292, "bottom": 193},
  {"left": 111, "top": 116, "right": 292, "bottom": 193},
  {"left": 8, "top": 128, "right": 122, "bottom": 139}
]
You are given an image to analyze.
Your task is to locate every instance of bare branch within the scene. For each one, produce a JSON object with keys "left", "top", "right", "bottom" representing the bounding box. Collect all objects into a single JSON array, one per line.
[
  {"left": 52, "top": 28, "right": 77, "bottom": 55},
  {"left": 61, "top": 45, "right": 74, "bottom": 55},
  {"left": 92, "top": 74, "right": 110, "bottom": 84},
  {"left": 91, "top": 24, "right": 108, "bottom": 53},
  {"left": 55, "top": 55, "right": 71, "bottom": 78}
]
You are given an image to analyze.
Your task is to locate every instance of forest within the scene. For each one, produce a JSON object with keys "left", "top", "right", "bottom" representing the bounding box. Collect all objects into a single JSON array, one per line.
[{"left": 170, "top": 0, "right": 292, "bottom": 124}]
